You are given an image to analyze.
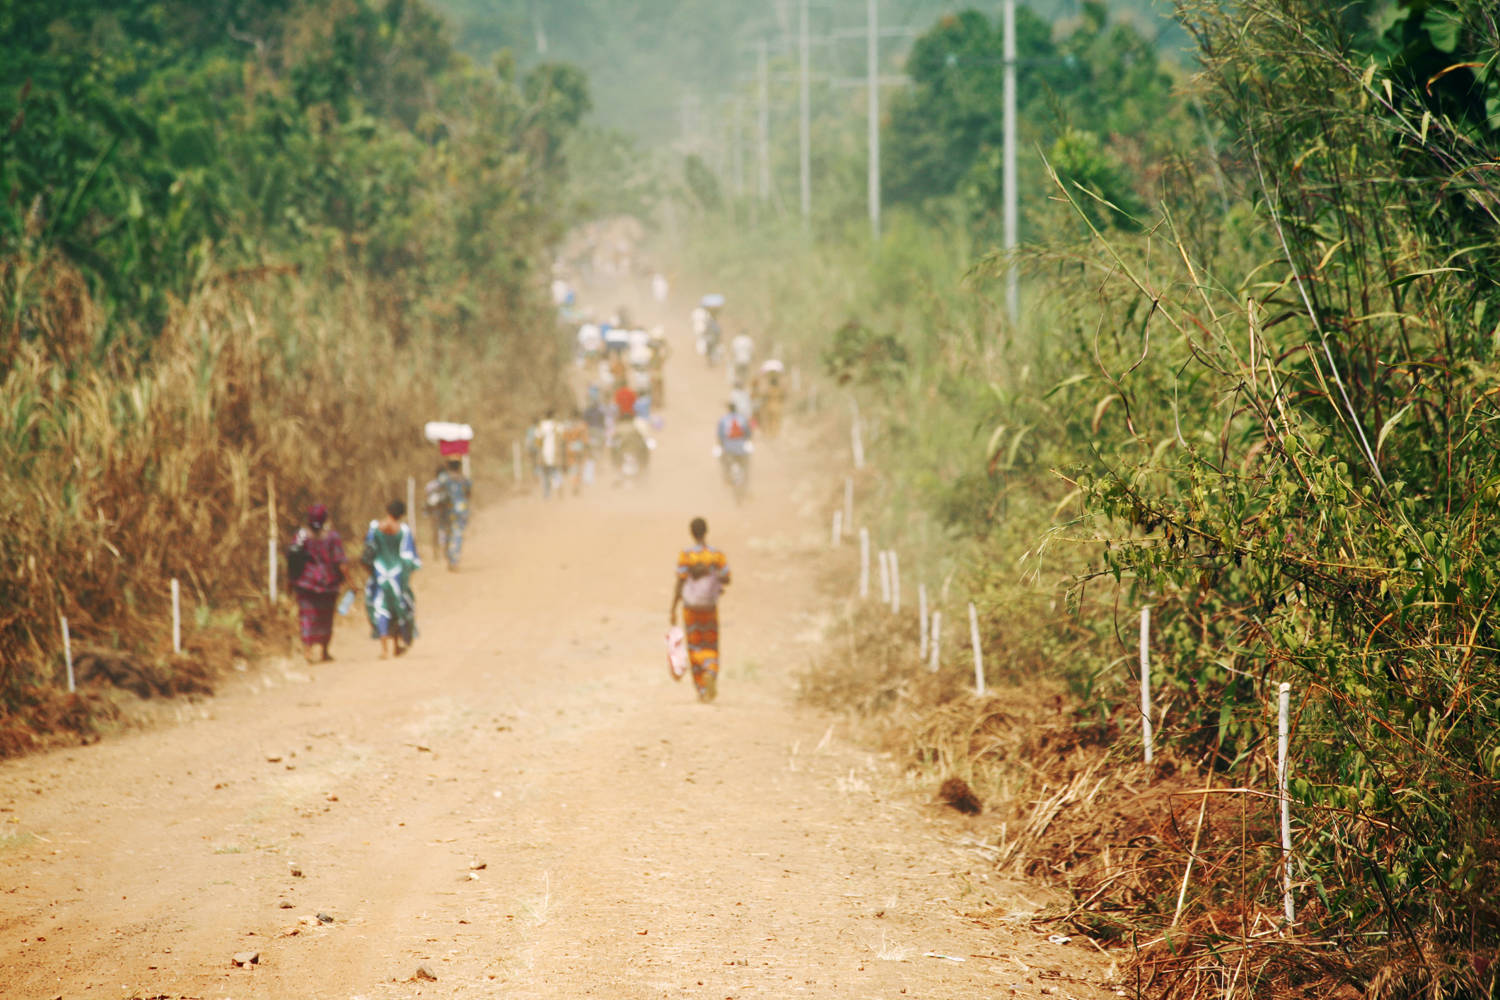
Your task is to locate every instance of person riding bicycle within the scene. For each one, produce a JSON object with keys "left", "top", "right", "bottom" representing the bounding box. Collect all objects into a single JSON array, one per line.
[{"left": 716, "top": 399, "right": 753, "bottom": 485}]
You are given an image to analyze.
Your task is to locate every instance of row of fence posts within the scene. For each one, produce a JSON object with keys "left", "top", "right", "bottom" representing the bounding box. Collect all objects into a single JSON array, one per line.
[
  {"left": 839, "top": 397, "right": 1295, "bottom": 925},
  {"left": 57, "top": 576, "right": 183, "bottom": 696},
  {"left": 835, "top": 473, "right": 987, "bottom": 695}
]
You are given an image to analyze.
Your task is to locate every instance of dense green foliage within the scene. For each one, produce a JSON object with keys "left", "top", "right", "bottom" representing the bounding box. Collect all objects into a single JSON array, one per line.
[
  {"left": 0, "top": 0, "right": 587, "bottom": 726},
  {"left": 883, "top": 2, "right": 1175, "bottom": 233},
  {"left": 0, "top": 0, "right": 587, "bottom": 349},
  {"left": 1077, "top": 0, "right": 1500, "bottom": 974},
  {"left": 675, "top": 0, "right": 1500, "bottom": 993}
]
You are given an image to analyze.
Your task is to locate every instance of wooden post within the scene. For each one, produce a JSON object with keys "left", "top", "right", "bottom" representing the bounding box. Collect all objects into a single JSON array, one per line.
[
  {"left": 843, "top": 476, "right": 854, "bottom": 530},
  {"left": 1279, "top": 682, "right": 1295, "bottom": 925},
  {"left": 878, "top": 549, "right": 891, "bottom": 606},
  {"left": 858, "top": 528, "right": 870, "bottom": 600},
  {"left": 889, "top": 551, "right": 900, "bottom": 615},
  {"left": 1140, "top": 606, "right": 1153, "bottom": 764},
  {"left": 969, "top": 602, "right": 984, "bottom": 695},
  {"left": 267, "top": 475, "right": 277, "bottom": 604},
  {"left": 928, "top": 611, "right": 942, "bottom": 673},
  {"left": 61, "top": 614, "right": 74, "bottom": 693},
  {"left": 171, "top": 578, "right": 181, "bottom": 654},
  {"left": 918, "top": 583, "right": 929, "bottom": 660}
]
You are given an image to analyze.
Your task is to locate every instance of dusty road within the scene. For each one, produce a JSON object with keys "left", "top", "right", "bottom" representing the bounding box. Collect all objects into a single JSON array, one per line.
[{"left": 0, "top": 292, "right": 1116, "bottom": 999}]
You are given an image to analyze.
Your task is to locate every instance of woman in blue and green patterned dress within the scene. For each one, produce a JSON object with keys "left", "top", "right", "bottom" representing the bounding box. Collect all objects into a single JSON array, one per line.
[{"left": 363, "top": 499, "right": 421, "bottom": 658}]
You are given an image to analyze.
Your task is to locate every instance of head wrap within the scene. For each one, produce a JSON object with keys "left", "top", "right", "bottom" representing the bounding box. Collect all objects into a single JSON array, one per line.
[{"left": 307, "top": 503, "right": 328, "bottom": 527}]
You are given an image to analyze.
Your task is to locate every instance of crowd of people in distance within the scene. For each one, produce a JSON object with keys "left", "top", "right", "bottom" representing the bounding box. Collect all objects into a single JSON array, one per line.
[
  {"left": 278, "top": 266, "right": 787, "bottom": 698},
  {"left": 519, "top": 303, "right": 671, "bottom": 498}
]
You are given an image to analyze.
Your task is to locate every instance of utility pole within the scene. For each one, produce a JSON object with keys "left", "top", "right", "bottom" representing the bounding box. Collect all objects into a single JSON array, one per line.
[
  {"left": 729, "top": 97, "right": 744, "bottom": 199},
  {"left": 1002, "top": 0, "right": 1019, "bottom": 327},
  {"left": 758, "top": 39, "right": 772, "bottom": 203},
  {"left": 799, "top": 0, "right": 811, "bottom": 228},
  {"left": 866, "top": 0, "right": 881, "bottom": 242}
]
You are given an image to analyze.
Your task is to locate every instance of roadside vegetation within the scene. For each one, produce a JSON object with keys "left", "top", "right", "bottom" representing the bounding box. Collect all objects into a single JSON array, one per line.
[
  {"left": 672, "top": 0, "right": 1499, "bottom": 995},
  {"left": 0, "top": 0, "right": 586, "bottom": 748}
]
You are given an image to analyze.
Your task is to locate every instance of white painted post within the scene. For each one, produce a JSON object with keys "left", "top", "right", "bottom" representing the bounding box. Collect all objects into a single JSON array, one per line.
[
  {"left": 513, "top": 440, "right": 522, "bottom": 484},
  {"left": 928, "top": 611, "right": 942, "bottom": 672},
  {"left": 851, "top": 418, "right": 865, "bottom": 469},
  {"left": 267, "top": 475, "right": 278, "bottom": 604},
  {"left": 1278, "top": 681, "right": 1294, "bottom": 925},
  {"left": 918, "top": 583, "right": 929, "bottom": 660},
  {"left": 407, "top": 476, "right": 416, "bottom": 523},
  {"left": 878, "top": 549, "right": 891, "bottom": 606},
  {"left": 60, "top": 614, "right": 74, "bottom": 693},
  {"left": 969, "top": 602, "right": 984, "bottom": 695},
  {"left": 843, "top": 476, "right": 854, "bottom": 529},
  {"left": 171, "top": 578, "right": 181, "bottom": 654},
  {"left": 1140, "top": 606, "right": 1153, "bottom": 765},
  {"left": 890, "top": 551, "right": 901, "bottom": 615},
  {"left": 832, "top": 509, "right": 843, "bottom": 547},
  {"left": 858, "top": 528, "right": 870, "bottom": 600}
]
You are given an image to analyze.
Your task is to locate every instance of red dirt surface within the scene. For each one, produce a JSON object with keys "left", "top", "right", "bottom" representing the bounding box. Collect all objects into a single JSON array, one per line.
[{"left": 0, "top": 288, "right": 1118, "bottom": 999}]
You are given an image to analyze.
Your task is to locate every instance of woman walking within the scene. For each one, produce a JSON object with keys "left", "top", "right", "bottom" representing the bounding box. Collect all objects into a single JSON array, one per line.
[
  {"left": 669, "top": 517, "right": 732, "bottom": 703},
  {"left": 287, "top": 504, "right": 346, "bottom": 664},
  {"left": 363, "top": 499, "right": 421, "bottom": 658}
]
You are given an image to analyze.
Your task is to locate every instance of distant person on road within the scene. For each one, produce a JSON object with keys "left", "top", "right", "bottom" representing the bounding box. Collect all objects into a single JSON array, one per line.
[
  {"left": 717, "top": 400, "right": 753, "bottom": 478},
  {"left": 563, "top": 411, "right": 589, "bottom": 495},
  {"left": 287, "top": 503, "right": 346, "bottom": 664},
  {"left": 729, "top": 331, "right": 755, "bottom": 383},
  {"left": 612, "top": 383, "right": 638, "bottom": 423},
  {"left": 752, "top": 361, "right": 786, "bottom": 438},
  {"left": 535, "top": 411, "right": 564, "bottom": 499},
  {"left": 362, "top": 499, "right": 420, "bottom": 659},
  {"left": 669, "top": 517, "right": 732, "bottom": 704},
  {"left": 434, "top": 458, "right": 471, "bottom": 570}
]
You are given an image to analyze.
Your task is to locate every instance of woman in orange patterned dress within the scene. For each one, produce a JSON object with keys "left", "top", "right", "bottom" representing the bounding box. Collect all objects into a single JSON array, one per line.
[{"left": 669, "top": 517, "right": 732, "bottom": 703}]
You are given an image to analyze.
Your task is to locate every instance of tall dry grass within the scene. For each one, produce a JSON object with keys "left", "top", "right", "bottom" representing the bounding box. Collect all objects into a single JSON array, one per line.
[{"left": 0, "top": 248, "right": 568, "bottom": 747}]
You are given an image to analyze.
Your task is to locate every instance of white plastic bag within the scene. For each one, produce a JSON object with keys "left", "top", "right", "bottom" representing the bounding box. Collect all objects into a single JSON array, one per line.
[{"left": 665, "top": 626, "right": 688, "bottom": 680}]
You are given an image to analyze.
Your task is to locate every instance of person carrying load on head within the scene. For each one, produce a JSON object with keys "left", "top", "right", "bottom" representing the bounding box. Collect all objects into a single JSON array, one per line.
[
  {"left": 434, "top": 458, "right": 471, "bottom": 570},
  {"left": 422, "top": 422, "right": 474, "bottom": 567},
  {"left": 698, "top": 293, "right": 726, "bottom": 365},
  {"left": 751, "top": 359, "right": 786, "bottom": 438}
]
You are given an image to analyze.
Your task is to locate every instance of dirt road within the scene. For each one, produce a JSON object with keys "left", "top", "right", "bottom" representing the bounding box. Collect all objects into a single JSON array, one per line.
[{"left": 0, "top": 291, "right": 1115, "bottom": 999}]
